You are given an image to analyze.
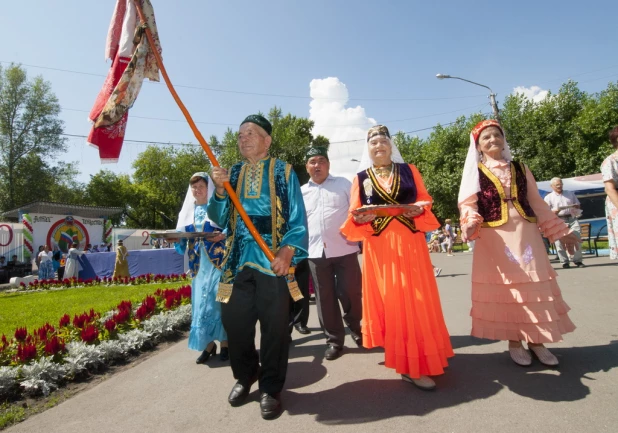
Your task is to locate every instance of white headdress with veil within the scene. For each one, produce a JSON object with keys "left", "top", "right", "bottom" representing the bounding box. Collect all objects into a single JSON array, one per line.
[
  {"left": 457, "top": 119, "right": 512, "bottom": 206},
  {"left": 356, "top": 125, "right": 405, "bottom": 173},
  {"left": 176, "top": 172, "right": 219, "bottom": 231}
]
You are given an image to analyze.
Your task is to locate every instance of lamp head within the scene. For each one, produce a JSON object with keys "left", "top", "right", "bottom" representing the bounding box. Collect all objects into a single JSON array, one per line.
[{"left": 436, "top": 74, "right": 451, "bottom": 79}]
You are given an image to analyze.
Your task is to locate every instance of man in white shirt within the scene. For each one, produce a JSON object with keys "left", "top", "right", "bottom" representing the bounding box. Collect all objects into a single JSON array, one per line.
[
  {"left": 301, "top": 147, "right": 363, "bottom": 361},
  {"left": 543, "top": 177, "right": 584, "bottom": 268}
]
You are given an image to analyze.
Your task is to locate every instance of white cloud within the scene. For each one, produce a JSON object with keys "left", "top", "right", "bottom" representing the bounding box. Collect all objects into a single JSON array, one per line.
[
  {"left": 513, "top": 85, "right": 549, "bottom": 103},
  {"left": 309, "top": 77, "right": 376, "bottom": 180}
]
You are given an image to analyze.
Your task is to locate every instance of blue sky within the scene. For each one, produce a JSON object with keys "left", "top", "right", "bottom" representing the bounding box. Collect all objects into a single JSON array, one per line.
[{"left": 1, "top": 0, "right": 617, "bottom": 182}]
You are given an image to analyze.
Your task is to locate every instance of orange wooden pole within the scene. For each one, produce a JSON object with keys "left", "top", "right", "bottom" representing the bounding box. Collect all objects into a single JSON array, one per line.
[{"left": 132, "top": 0, "right": 274, "bottom": 261}]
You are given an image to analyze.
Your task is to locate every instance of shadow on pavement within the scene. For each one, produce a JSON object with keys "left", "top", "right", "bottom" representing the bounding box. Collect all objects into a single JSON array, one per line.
[
  {"left": 450, "top": 335, "right": 495, "bottom": 349},
  {"left": 283, "top": 342, "right": 618, "bottom": 424}
]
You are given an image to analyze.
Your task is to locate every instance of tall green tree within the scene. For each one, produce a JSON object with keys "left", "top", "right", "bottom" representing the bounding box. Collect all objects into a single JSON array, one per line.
[
  {"left": 397, "top": 114, "right": 485, "bottom": 220},
  {"left": 129, "top": 144, "right": 212, "bottom": 229},
  {"left": 9, "top": 153, "right": 85, "bottom": 206},
  {"left": 84, "top": 170, "right": 133, "bottom": 225},
  {"left": 212, "top": 107, "right": 329, "bottom": 185},
  {"left": 0, "top": 64, "right": 66, "bottom": 209}
]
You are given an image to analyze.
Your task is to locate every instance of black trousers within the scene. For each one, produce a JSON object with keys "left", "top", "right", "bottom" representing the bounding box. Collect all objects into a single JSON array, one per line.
[
  {"left": 290, "top": 259, "right": 310, "bottom": 328},
  {"left": 308, "top": 252, "right": 362, "bottom": 348},
  {"left": 221, "top": 267, "right": 291, "bottom": 394}
]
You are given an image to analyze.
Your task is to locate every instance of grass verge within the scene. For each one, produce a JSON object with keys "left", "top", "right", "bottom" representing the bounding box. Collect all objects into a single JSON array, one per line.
[
  {"left": 0, "top": 403, "right": 25, "bottom": 429},
  {"left": 0, "top": 282, "right": 185, "bottom": 337}
]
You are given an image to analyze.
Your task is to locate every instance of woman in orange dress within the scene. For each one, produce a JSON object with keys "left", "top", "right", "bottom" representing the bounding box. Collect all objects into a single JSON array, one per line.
[
  {"left": 458, "top": 119, "right": 578, "bottom": 367},
  {"left": 341, "top": 125, "right": 453, "bottom": 390}
]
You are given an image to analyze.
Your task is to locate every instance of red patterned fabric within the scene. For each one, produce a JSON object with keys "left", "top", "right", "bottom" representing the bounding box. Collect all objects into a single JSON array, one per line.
[
  {"left": 471, "top": 119, "right": 503, "bottom": 143},
  {"left": 87, "top": 54, "right": 130, "bottom": 162},
  {"left": 105, "top": 0, "right": 127, "bottom": 61}
]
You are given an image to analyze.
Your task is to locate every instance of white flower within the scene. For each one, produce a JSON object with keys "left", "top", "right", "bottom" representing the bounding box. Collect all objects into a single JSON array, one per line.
[
  {"left": 63, "top": 342, "right": 103, "bottom": 379},
  {"left": 98, "top": 340, "right": 129, "bottom": 362},
  {"left": 19, "top": 357, "right": 66, "bottom": 397},
  {"left": 118, "top": 329, "right": 152, "bottom": 351},
  {"left": 0, "top": 366, "right": 20, "bottom": 398}
]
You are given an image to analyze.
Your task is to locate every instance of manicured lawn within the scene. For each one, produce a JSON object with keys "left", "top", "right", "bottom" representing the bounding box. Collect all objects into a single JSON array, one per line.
[{"left": 0, "top": 282, "right": 186, "bottom": 337}]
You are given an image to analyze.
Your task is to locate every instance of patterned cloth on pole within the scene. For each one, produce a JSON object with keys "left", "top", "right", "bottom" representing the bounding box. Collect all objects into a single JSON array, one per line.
[{"left": 88, "top": 0, "right": 161, "bottom": 162}]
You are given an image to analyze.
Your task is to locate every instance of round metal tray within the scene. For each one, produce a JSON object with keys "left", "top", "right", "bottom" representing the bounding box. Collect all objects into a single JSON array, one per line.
[{"left": 150, "top": 231, "right": 223, "bottom": 241}]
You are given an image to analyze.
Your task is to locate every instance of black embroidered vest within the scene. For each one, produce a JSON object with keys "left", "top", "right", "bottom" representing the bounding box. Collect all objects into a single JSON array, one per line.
[
  {"left": 357, "top": 163, "right": 418, "bottom": 235},
  {"left": 477, "top": 161, "right": 537, "bottom": 228}
]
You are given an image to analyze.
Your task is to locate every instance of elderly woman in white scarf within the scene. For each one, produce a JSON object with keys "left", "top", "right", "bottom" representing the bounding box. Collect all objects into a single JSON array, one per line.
[
  {"left": 173, "top": 172, "right": 228, "bottom": 364},
  {"left": 341, "top": 125, "right": 453, "bottom": 391},
  {"left": 458, "top": 119, "right": 578, "bottom": 367}
]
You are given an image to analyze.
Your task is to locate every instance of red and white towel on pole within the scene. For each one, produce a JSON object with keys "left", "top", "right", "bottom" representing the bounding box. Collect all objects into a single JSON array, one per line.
[{"left": 87, "top": 0, "right": 161, "bottom": 163}]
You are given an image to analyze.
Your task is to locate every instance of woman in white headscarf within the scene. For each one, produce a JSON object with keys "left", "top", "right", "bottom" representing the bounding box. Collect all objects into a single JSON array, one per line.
[
  {"left": 64, "top": 242, "right": 84, "bottom": 280},
  {"left": 341, "top": 125, "right": 453, "bottom": 391},
  {"left": 458, "top": 119, "right": 578, "bottom": 367},
  {"left": 174, "top": 172, "right": 228, "bottom": 364}
]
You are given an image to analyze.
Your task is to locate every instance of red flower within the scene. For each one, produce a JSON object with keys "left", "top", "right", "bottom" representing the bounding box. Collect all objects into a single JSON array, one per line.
[
  {"left": 104, "top": 318, "right": 116, "bottom": 332},
  {"left": 117, "top": 300, "right": 132, "bottom": 312},
  {"left": 59, "top": 314, "right": 71, "bottom": 328},
  {"left": 44, "top": 336, "right": 65, "bottom": 356},
  {"left": 35, "top": 323, "right": 55, "bottom": 342},
  {"left": 15, "top": 342, "right": 38, "bottom": 363},
  {"left": 73, "top": 313, "right": 88, "bottom": 329},
  {"left": 80, "top": 325, "right": 99, "bottom": 344},
  {"left": 14, "top": 327, "right": 28, "bottom": 342},
  {"left": 179, "top": 285, "right": 191, "bottom": 298},
  {"left": 113, "top": 308, "right": 131, "bottom": 324}
]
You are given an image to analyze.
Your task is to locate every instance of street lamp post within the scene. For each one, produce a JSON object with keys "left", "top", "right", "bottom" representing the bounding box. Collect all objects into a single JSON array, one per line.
[{"left": 436, "top": 74, "right": 501, "bottom": 122}]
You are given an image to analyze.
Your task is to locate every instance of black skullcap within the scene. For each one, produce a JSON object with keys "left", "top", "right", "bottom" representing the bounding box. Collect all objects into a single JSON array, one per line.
[
  {"left": 240, "top": 114, "right": 272, "bottom": 136},
  {"left": 305, "top": 146, "right": 329, "bottom": 162}
]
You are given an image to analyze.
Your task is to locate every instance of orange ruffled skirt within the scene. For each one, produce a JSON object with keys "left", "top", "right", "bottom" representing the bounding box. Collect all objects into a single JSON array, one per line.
[{"left": 361, "top": 221, "right": 454, "bottom": 378}]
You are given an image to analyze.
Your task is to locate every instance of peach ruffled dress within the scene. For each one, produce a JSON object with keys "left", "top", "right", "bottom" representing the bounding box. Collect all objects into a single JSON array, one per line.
[
  {"left": 341, "top": 164, "right": 454, "bottom": 378},
  {"left": 460, "top": 158, "right": 576, "bottom": 343}
]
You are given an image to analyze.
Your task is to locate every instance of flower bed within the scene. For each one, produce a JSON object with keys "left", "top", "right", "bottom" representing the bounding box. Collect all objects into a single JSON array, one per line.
[
  {"left": 17, "top": 273, "right": 188, "bottom": 291},
  {"left": 0, "top": 285, "right": 192, "bottom": 399}
]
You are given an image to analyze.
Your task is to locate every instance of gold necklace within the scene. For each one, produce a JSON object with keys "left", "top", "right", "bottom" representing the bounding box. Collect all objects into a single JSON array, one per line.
[
  {"left": 372, "top": 163, "right": 393, "bottom": 178},
  {"left": 372, "top": 163, "right": 394, "bottom": 193}
]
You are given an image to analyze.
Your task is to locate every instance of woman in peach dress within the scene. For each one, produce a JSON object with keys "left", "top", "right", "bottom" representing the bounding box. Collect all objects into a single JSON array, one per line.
[
  {"left": 341, "top": 125, "right": 453, "bottom": 390},
  {"left": 458, "top": 119, "right": 578, "bottom": 367}
]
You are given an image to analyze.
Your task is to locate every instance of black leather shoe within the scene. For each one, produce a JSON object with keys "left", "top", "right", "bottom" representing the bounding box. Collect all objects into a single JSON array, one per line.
[
  {"left": 196, "top": 343, "right": 217, "bottom": 364},
  {"left": 324, "top": 345, "right": 342, "bottom": 361},
  {"left": 219, "top": 347, "right": 229, "bottom": 361},
  {"left": 353, "top": 336, "right": 364, "bottom": 348},
  {"left": 228, "top": 375, "right": 257, "bottom": 407},
  {"left": 562, "top": 263, "right": 570, "bottom": 269},
  {"left": 260, "top": 392, "right": 282, "bottom": 420},
  {"left": 574, "top": 262, "right": 585, "bottom": 268},
  {"left": 294, "top": 324, "right": 311, "bottom": 335}
]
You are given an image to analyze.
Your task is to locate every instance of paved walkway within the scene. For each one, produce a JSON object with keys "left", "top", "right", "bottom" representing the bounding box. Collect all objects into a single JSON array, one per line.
[{"left": 6, "top": 254, "right": 618, "bottom": 433}]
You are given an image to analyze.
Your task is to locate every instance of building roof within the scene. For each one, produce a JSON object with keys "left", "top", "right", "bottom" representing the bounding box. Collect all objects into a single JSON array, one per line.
[{"left": 1, "top": 201, "right": 123, "bottom": 220}]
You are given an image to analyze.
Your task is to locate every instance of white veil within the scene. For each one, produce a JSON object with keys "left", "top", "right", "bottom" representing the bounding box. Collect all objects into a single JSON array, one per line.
[
  {"left": 457, "top": 123, "right": 513, "bottom": 206},
  {"left": 356, "top": 127, "right": 405, "bottom": 173},
  {"left": 176, "top": 172, "right": 219, "bottom": 231}
]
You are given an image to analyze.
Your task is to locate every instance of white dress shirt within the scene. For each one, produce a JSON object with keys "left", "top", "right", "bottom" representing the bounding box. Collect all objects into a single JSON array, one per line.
[
  {"left": 543, "top": 190, "right": 580, "bottom": 217},
  {"left": 301, "top": 175, "right": 360, "bottom": 259}
]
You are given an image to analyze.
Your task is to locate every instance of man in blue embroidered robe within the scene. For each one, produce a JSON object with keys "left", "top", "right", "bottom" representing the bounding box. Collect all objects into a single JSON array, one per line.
[{"left": 208, "top": 114, "right": 308, "bottom": 420}]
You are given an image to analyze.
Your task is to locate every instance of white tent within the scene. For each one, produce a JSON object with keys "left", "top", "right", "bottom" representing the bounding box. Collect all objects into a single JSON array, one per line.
[{"left": 537, "top": 173, "right": 605, "bottom": 197}]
